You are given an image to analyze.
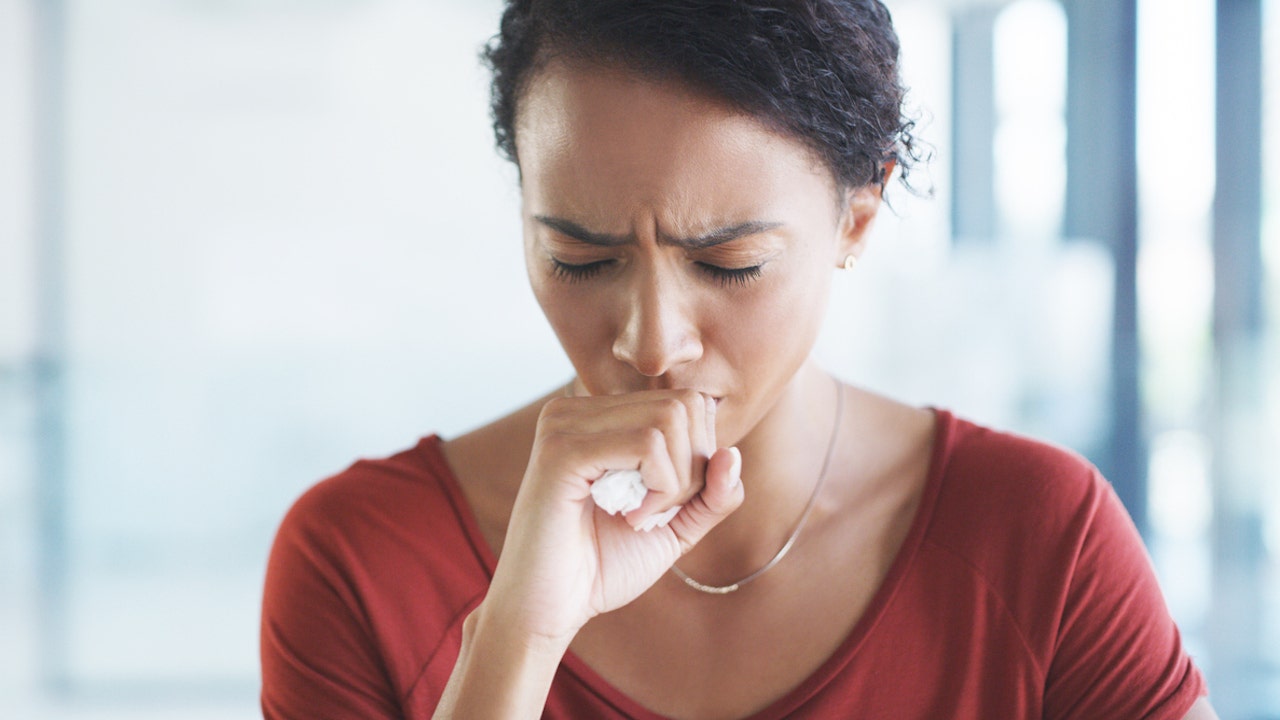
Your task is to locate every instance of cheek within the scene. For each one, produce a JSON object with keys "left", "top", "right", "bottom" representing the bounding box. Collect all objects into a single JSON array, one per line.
[
  {"left": 714, "top": 262, "right": 832, "bottom": 373},
  {"left": 702, "top": 271, "right": 829, "bottom": 442},
  {"left": 530, "top": 278, "right": 615, "bottom": 365}
]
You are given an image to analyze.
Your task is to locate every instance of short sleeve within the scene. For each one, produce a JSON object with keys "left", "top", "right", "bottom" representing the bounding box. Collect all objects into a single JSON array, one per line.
[
  {"left": 1042, "top": 470, "right": 1207, "bottom": 720},
  {"left": 260, "top": 485, "right": 402, "bottom": 720}
]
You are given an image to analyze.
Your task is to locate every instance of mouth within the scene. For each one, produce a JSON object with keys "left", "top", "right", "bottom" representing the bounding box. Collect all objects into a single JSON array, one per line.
[{"left": 596, "top": 385, "right": 724, "bottom": 406}]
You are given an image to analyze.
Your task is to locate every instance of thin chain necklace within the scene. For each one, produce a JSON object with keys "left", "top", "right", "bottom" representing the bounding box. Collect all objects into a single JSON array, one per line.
[{"left": 670, "top": 375, "right": 844, "bottom": 594}]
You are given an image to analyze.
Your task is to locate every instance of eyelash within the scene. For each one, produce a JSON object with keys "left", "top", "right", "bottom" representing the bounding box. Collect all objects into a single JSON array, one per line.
[
  {"left": 699, "top": 263, "right": 764, "bottom": 287},
  {"left": 550, "top": 259, "right": 763, "bottom": 287}
]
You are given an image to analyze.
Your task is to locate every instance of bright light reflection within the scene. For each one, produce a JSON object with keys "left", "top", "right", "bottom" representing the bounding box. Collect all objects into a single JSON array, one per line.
[
  {"left": 1134, "top": 0, "right": 1218, "bottom": 679},
  {"left": 1149, "top": 431, "right": 1213, "bottom": 538},
  {"left": 992, "top": 0, "right": 1066, "bottom": 240},
  {"left": 1135, "top": 0, "right": 1215, "bottom": 430}
]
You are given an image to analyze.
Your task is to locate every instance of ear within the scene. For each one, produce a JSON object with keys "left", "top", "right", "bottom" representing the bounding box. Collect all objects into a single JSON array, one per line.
[{"left": 834, "top": 160, "right": 895, "bottom": 266}]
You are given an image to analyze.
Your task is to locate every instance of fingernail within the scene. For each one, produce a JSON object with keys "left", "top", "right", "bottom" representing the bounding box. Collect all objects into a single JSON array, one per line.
[
  {"left": 729, "top": 447, "right": 742, "bottom": 487},
  {"left": 636, "top": 506, "right": 681, "bottom": 532},
  {"left": 654, "top": 505, "right": 680, "bottom": 528}
]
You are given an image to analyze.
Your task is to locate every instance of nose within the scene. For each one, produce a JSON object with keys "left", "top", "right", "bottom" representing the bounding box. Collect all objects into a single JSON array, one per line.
[{"left": 612, "top": 271, "right": 703, "bottom": 377}]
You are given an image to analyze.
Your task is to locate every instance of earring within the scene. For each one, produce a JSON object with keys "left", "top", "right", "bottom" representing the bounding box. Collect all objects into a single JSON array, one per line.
[{"left": 842, "top": 254, "right": 858, "bottom": 270}]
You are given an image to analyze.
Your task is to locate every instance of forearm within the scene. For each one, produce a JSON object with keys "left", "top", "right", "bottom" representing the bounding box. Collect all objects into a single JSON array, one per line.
[{"left": 432, "top": 601, "right": 572, "bottom": 719}]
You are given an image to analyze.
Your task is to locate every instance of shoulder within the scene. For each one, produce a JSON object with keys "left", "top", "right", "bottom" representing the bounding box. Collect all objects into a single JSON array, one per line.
[
  {"left": 916, "top": 413, "right": 1194, "bottom": 668},
  {"left": 264, "top": 437, "right": 495, "bottom": 653},
  {"left": 941, "top": 414, "right": 1098, "bottom": 491},
  {"left": 262, "top": 437, "right": 493, "bottom": 713},
  {"left": 276, "top": 437, "right": 472, "bottom": 559},
  {"left": 919, "top": 416, "right": 1209, "bottom": 715},
  {"left": 927, "top": 413, "right": 1108, "bottom": 552},
  {"left": 918, "top": 414, "right": 1126, "bottom": 641}
]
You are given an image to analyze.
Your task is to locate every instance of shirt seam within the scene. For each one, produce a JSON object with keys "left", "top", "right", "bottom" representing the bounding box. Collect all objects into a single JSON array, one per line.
[
  {"left": 922, "top": 537, "right": 1049, "bottom": 684},
  {"left": 1139, "top": 660, "right": 1207, "bottom": 720},
  {"left": 401, "top": 590, "right": 487, "bottom": 706}
]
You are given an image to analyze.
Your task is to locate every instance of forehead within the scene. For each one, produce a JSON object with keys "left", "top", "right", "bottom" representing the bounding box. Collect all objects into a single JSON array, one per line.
[{"left": 514, "top": 59, "right": 837, "bottom": 219}]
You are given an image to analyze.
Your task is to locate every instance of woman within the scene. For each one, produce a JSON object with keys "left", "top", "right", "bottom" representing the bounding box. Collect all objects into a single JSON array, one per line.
[{"left": 261, "top": 1, "right": 1216, "bottom": 718}]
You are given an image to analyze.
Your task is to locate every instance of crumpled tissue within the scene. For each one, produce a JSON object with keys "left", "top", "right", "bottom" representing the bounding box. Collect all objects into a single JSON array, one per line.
[
  {"left": 590, "top": 470, "right": 681, "bottom": 531},
  {"left": 590, "top": 470, "right": 646, "bottom": 514}
]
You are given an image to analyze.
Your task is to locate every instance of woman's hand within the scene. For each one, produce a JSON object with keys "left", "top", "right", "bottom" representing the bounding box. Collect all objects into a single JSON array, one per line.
[
  {"left": 433, "top": 389, "right": 744, "bottom": 718},
  {"left": 483, "top": 388, "right": 745, "bottom": 645}
]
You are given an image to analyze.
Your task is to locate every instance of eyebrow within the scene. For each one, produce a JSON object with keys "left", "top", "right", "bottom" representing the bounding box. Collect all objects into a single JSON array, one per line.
[{"left": 534, "top": 215, "right": 783, "bottom": 249}]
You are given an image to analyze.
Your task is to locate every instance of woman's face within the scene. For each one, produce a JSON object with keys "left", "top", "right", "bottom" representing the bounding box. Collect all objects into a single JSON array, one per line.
[{"left": 516, "top": 60, "right": 878, "bottom": 445}]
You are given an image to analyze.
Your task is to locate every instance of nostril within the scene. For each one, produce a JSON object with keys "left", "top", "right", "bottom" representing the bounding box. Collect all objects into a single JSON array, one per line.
[
  {"left": 613, "top": 279, "right": 702, "bottom": 376},
  {"left": 612, "top": 339, "right": 663, "bottom": 377},
  {"left": 613, "top": 333, "right": 703, "bottom": 378}
]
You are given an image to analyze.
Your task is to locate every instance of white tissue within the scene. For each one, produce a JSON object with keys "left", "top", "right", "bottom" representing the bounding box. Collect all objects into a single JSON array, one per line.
[
  {"left": 591, "top": 470, "right": 683, "bottom": 531},
  {"left": 590, "top": 469, "right": 647, "bottom": 515}
]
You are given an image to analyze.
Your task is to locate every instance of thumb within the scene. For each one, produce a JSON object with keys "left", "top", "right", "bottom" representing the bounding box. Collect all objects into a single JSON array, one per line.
[{"left": 667, "top": 446, "right": 744, "bottom": 554}]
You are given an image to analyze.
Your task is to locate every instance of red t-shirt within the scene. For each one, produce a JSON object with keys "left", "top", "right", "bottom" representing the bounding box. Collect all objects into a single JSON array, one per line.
[{"left": 260, "top": 410, "right": 1207, "bottom": 718}]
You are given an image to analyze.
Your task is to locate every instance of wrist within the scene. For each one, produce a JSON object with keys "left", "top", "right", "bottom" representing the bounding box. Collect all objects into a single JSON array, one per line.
[
  {"left": 467, "top": 598, "right": 577, "bottom": 661},
  {"left": 438, "top": 603, "right": 571, "bottom": 719}
]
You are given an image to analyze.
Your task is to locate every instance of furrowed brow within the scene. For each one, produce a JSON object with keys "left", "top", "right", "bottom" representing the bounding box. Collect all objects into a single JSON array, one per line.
[
  {"left": 663, "top": 220, "right": 783, "bottom": 249},
  {"left": 534, "top": 216, "right": 631, "bottom": 246},
  {"left": 535, "top": 215, "right": 782, "bottom": 249}
]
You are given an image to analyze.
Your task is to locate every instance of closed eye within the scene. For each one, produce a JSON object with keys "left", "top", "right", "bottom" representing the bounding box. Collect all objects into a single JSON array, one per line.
[
  {"left": 697, "top": 262, "right": 763, "bottom": 287},
  {"left": 549, "top": 258, "right": 764, "bottom": 287},
  {"left": 550, "top": 258, "right": 612, "bottom": 282}
]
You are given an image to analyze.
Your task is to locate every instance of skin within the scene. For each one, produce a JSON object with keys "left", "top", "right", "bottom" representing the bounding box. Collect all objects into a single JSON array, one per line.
[{"left": 433, "top": 59, "right": 1219, "bottom": 720}]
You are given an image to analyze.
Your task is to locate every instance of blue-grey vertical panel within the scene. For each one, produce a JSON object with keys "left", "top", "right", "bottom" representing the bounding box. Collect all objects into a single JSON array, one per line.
[
  {"left": 31, "top": 0, "right": 69, "bottom": 695},
  {"left": 1210, "top": 0, "right": 1266, "bottom": 713},
  {"left": 1214, "top": 9, "right": 1264, "bottom": 334},
  {"left": 1063, "top": 0, "right": 1145, "bottom": 534},
  {"left": 951, "top": 5, "right": 999, "bottom": 242}
]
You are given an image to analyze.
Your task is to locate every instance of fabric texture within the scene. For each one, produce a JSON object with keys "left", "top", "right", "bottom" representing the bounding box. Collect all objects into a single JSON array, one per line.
[{"left": 260, "top": 410, "right": 1208, "bottom": 719}]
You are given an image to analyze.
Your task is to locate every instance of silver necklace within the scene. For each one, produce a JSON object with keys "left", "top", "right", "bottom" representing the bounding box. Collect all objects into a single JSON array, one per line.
[{"left": 670, "top": 375, "right": 844, "bottom": 594}]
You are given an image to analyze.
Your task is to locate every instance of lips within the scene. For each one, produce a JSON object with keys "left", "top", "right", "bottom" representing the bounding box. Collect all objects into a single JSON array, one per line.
[{"left": 592, "top": 384, "right": 724, "bottom": 406}]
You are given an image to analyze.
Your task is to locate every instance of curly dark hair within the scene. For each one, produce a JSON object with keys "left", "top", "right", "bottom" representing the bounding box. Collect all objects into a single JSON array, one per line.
[{"left": 481, "top": 0, "right": 923, "bottom": 196}]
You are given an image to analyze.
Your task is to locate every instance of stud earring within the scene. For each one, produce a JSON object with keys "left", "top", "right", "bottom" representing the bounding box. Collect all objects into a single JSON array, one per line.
[{"left": 842, "top": 254, "right": 858, "bottom": 270}]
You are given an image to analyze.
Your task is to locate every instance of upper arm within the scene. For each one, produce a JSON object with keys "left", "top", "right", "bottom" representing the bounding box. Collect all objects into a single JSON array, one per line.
[
  {"left": 1041, "top": 471, "right": 1209, "bottom": 719},
  {"left": 260, "top": 491, "right": 401, "bottom": 720}
]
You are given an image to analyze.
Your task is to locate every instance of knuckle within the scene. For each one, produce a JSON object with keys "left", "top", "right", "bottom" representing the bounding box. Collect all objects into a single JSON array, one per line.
[
  {"left": 537, "top": 430, "right": 571, "bottom": 457},
  {"left": 538, "top": 396, "right": 570, "bottom": 421},
  {"left": 640, "top": 426, "right": 666, "bottom": 455},
  {"left": 658, "top": 398, "right": 690, "bottom": 430},
  {"left": 658, "top": 397, "right": 685, "bottom": 417},
  {"left": 674, "top": 388, "right": 703, "bottom": 408}
]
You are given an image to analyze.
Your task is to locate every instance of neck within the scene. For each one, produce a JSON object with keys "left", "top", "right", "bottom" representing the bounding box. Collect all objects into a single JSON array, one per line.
[{"left": 677, "top": 362, "right": 841, "bottom": 586}]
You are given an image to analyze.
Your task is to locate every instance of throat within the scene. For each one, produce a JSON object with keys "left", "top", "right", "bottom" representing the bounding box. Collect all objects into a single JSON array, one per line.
[{"left": 571, "top": 516, "right": 892, "bottom": 720}]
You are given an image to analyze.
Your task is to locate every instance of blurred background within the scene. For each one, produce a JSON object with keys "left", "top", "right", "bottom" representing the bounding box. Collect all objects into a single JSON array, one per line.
[{"left": 0, "top": 0, "right": 1274, "bottom": 717}]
